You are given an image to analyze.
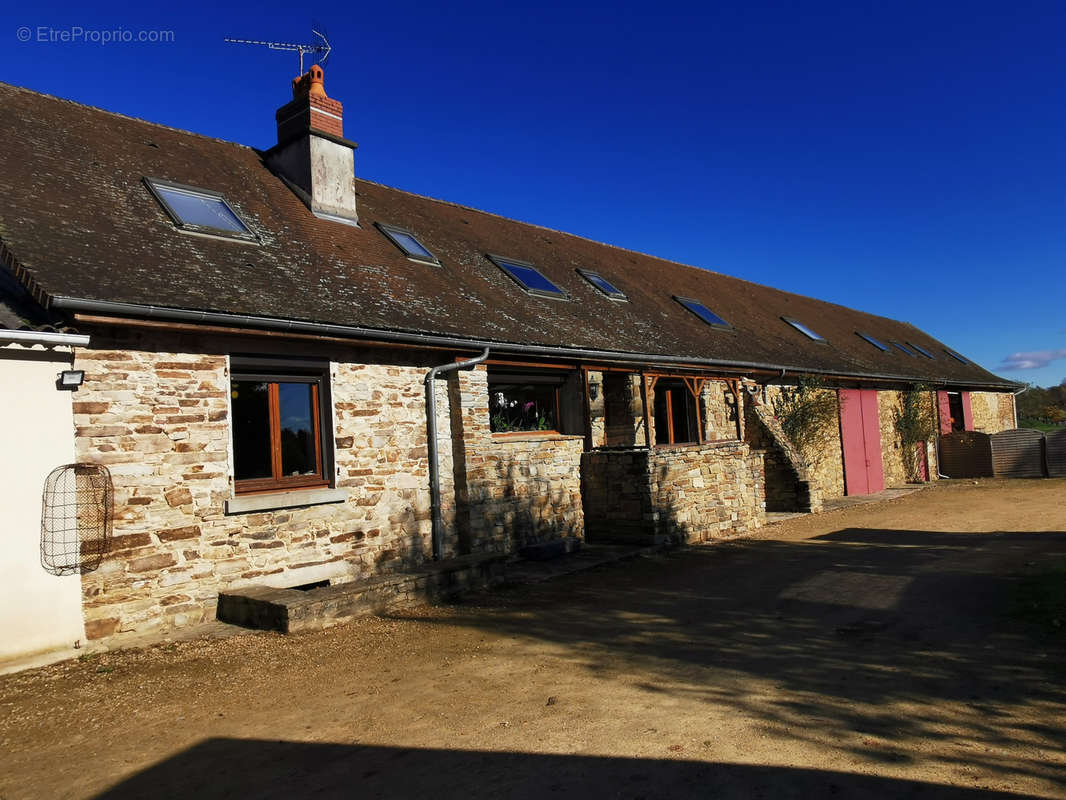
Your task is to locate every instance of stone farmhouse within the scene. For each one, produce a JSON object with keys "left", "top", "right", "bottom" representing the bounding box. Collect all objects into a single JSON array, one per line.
[{"left": 0, "top": 70, "right": 1018, "bottom": 664}]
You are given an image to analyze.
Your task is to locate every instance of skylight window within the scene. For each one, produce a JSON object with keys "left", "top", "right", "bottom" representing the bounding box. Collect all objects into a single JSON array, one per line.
[
  {"left": 782, "top": 317, "right": 825, "bottom": 342},
  {"left": 856, "top": 331, "right": 889, "bottom": 352},
  {"left": 375, "top": 222, "right": 439, "bottom": 264},
  {"left": 489, "top": 255, "right": 568, "bottom": 299},
  {"left": 944, "top": 348, "right": 970, "bottom": 365},
  {"left": 675, "top": 296, "right": 731, "bottom": 329},
  {"left": 578, "top": 269, "right": 627, "bottom": 301},
  {"left": 890, "top": 341, "right": 916, "bottom": 356},
  {"left": 145, "top": 178, "right": 254, "bottom": 240},
  {"left": 908, "top": 342, "right": 936, "bottom": 359}
]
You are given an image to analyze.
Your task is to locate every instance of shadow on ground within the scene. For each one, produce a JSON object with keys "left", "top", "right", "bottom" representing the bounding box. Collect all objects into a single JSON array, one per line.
[
  {"left": 95, "top": 738, "right": 1045, "bottom": 799},
  {"left": 400, "top": 528, "right": 1066, "bottom": 790}
]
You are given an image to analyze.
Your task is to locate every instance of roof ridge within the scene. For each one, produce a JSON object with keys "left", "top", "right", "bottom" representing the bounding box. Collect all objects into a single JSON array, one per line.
[
  {"left": 0, "top": 81, "right": 256, "bottom": 152},
  {"left": 354, "top": 176, "right": 914, "bottom": 329}
]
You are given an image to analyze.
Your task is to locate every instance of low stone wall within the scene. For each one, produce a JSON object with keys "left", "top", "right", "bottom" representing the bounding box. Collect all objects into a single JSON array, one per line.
[{"left": 583, "top": 442, "right": 764, "bottom": 544}]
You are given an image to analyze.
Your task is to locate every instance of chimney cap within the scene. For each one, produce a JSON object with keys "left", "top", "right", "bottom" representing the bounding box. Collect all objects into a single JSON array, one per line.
[{"left": 292, "top": 64, "right": 328, "bottom": 100}]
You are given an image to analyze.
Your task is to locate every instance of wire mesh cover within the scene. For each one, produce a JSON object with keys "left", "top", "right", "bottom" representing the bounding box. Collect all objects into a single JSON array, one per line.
[{"left": 41, "top": 463, "right": 113, "bottom": 576}]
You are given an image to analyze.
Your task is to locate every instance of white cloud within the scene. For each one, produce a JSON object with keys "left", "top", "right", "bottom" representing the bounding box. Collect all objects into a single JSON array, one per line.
[{"left": 998, "top": 348, "right": 1066, "bottom": 371}]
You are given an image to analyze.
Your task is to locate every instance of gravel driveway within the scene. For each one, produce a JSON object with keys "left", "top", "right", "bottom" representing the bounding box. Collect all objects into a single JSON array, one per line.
[{"left": 2, "top": 479, "right": 1064, "bottom": 799}]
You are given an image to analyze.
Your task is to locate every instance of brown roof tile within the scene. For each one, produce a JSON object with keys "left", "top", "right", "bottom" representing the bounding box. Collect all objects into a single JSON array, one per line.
[{"left": 0, "top": 82, "right": 1014, "bottom": 387}]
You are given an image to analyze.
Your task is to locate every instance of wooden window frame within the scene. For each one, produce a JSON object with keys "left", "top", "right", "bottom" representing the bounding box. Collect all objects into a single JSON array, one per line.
[
  {"left": 649, "top": 375, "right": 706, "bottom": 447},
  {"left": 488, "top": 370, "right": 565, "bottom": 435},
  {"left": 231, "top": 371, "right": 331, "bottom": 495}
]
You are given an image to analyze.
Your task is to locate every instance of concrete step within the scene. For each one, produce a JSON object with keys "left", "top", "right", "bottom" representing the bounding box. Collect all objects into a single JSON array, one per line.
[{"left": 217, "top": 552, "right": 510, "bottom": 634}]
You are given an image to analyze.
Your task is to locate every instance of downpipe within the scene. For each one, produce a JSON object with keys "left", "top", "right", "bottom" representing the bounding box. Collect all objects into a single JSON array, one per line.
[
  {"left": 1012, "top": 384, "right": 1029, "bottom": 429},
  {"left": 424, "top": 348, "right": 490, "bottom": 560}
]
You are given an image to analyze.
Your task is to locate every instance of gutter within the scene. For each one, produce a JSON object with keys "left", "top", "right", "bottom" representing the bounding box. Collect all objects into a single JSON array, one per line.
[
  {"left": 424, "top": 348, "right": 490, "bottom": 560},
  {"left": 0, "top": 328, "right": 90, "bottom": 346},
  {"left": 49, "top": 296, "right": 1021, "bottom": 392}
]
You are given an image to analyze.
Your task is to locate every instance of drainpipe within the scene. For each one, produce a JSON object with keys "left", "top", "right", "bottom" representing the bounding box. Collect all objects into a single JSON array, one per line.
[
  {"left": 1012, "top": 384, "right": 1029, "bottom": 429},
  {"left": 424, "top": 348, "right": 490, "bottom": 561}
]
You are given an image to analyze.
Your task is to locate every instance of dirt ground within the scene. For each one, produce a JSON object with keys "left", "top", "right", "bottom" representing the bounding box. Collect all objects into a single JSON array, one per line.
[{"left": 2, "top": 479, "right": 1064, "bottom": 799}]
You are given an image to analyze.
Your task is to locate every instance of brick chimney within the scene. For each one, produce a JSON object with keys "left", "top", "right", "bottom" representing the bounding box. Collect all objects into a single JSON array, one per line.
[{"left": 265, "top": 65, "right": 358, "bottom": 226}]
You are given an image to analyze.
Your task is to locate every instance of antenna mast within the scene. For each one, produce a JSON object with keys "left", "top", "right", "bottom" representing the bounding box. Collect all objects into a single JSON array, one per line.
[{"left": 224, "top": 28, "right": 331, "bottom": 74}]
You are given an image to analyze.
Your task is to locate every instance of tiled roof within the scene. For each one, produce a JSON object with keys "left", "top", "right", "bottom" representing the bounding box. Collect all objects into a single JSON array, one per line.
[
  {"left": 0, "top": 82, "right": 1015, "bottom": 388},
  {"left": 0, "top": 248, "right": 64, "bottom": 331}
]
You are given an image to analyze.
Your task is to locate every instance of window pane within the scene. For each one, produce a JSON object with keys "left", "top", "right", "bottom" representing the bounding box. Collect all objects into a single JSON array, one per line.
[
  {"left": 278, "top": 382, "right": 318, "bottom": 476},
  {"left": 155, "top": 185, "right": 249, "bottom": 233},
  {"left": 490, "top": 383, "right": 558, "bottom": 432},
  {"left": 654, "top": 381, "right": 699, "bottom": 444},
  {"left": 671, "top": 388, "right": 699, "bottom": 443},
  {"left": 654, "top": 389, "right": 671, "bottom": 445},
  {"left": 497, "top": 260, "right": 566, "bottom": 296},
  {"left": 580, "top": 270, "right": 626, "bottom": 299},
  {"left": 783, "top": 317, "right": 825, "bottom": 341},
  {"left": 857, "top": 332, "right": 889, "bottom": 352},
  {"left": 231, "top": 380, "right": 272, "bottom": 480},
  {"left": 391, "top": 230, "right": 435, "bottom": 260},
  {"left": 891, "top": 341, "right": 915, "bottom": 356},
  {"left": 678, "top": 298, "right": 729, "bottom": 328}
]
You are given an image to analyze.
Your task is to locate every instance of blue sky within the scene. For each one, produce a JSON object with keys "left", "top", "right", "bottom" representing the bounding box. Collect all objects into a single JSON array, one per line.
[{"left": 3, "top": 0, "right": 1064, "bottom": 386}]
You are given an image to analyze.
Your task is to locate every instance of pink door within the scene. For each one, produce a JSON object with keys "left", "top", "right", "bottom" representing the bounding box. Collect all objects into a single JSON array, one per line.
[
  {"left": 937, "top": 391, "right": 953, "bottom": 435},
  {"left": 839, "top": 389, "right": 886, "bottom": 496}
]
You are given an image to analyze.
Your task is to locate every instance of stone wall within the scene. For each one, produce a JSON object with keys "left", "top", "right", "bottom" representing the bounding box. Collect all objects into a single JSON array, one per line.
[
  {"left": 701, "top": 381, "right": 741, "bottom": 441},
  {"left": 600, "top": 372, "right": 645, "bottom": 447},
  {"left": 876, "top": 389, "right": 938, "bottom": 486},
  {"left": 878, "top": 390, "right": 907, "bottom": 487},
  {"left": 450, "top": 367, "right": 585, "bottom": 554},
  {"left": 970, "top": 391, "right": 1015, "bottom": 434},
  {"left": 743, "top": 390, "right": 822, "bottom": 512},
  {"left": 756, "top": 385, "right": 845, "bottom": 500},
  {"left": 583, "top": 442, "right": 764, "bottom": 544},
  {"left": 72, "top": 330, "right": 583, "bottom": 641}
]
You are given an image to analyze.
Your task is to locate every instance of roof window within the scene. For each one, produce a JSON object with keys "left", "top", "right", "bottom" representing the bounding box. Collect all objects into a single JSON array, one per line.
[
  {"left": 782, "top": 317, "right": 825, "bottom": 342},
  {"left": 375, "top": 223, "right": 439, "bottom": 264},
  {"left": 908, "top": 342, "right": 936, "bottom": 359},
  {"left": 489, "top": 255, "right": 568, "bottom": 299},
  {"left": 578, "top": 269, "right": 627, "bottom": 301},
  {"left": 944, "top": 349, "right": 970, "bottom": 365},
  {"left": 145, "top": 178, "right": 255, "bottom": 241},
  {"left": 890, "top": 341, "right": 916, "bottom": 356},
  {"left": 856, "top": 331, "right": 889, "bottom": 352},
  {"left": 675, "top": 296, "right": 731, "bottom": 329}
]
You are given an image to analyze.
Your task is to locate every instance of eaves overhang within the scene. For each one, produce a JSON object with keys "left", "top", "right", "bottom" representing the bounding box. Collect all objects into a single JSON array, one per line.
[{"left": 50, "top": 296, "right": 1025, "bottom": 392}]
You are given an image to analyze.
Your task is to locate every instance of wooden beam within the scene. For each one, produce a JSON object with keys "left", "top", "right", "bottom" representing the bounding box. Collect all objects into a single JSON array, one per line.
[
  {"left": 639, "top": 371, "right": 652, "bottom": 448},
  {"left": 581, "top": 367, "right": 594, "bottom": 451}
]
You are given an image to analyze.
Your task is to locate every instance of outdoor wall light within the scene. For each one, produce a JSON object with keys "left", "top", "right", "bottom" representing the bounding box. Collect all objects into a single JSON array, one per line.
[
  {"left": 57, "top": 370, "right": 85, "bottom": 390},
  {"left": 588, "top": 377, "right": 600, "bottom": 401}
]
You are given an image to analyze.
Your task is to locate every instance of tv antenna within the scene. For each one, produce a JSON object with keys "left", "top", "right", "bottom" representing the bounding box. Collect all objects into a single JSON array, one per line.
[{"left": 224, "top": 28, "right": 332, "bottom": 74}]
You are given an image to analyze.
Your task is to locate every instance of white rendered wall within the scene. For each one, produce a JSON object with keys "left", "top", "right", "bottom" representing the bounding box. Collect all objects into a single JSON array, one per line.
[{"left": 0, "top": 344, "right": 84, "bottom": 660}]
